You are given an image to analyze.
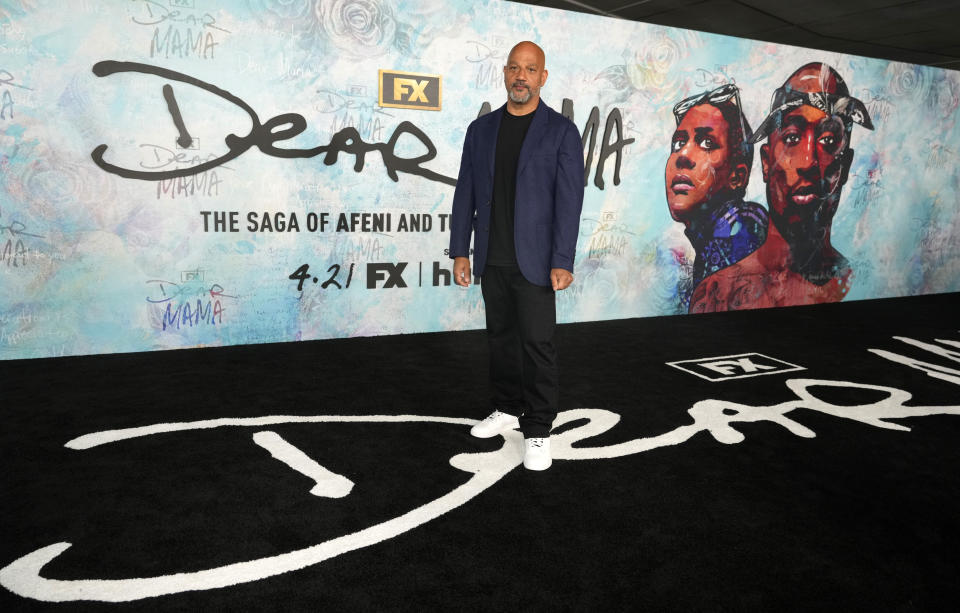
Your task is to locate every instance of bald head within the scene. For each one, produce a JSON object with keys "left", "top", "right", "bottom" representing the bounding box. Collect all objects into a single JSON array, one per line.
[
  {"left": 503, "top": 41, "right": 548, "bottom": 114},
  {"left": 509, "top": 41, "right": 545, "bottom": 66}
]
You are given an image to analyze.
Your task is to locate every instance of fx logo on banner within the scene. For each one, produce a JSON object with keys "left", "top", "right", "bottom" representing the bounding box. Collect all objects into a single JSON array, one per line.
[
  {"left": 666, "top": 353, "right": 805, "bottom": 382},
  {"left": 379, "top": 70, "right": 442, "bottom": 111}
]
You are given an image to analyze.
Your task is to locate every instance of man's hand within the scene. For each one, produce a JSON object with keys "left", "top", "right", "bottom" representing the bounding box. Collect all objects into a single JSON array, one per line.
[
  {"left": 453, "top": 257, "right": 472, "bottom": 287},
  {"left": 550, "top": 268, "right": 573, "bottom": 291}
]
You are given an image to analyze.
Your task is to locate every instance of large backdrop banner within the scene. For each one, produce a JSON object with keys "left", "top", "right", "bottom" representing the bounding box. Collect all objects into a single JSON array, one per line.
[{"left": 2, "top": 0, "right": 959, "bottom": 359}]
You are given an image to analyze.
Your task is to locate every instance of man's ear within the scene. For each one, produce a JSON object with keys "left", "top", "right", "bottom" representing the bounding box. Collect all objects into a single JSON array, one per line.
[
  {"left": 839, "top": 147, "right": 854, "bottom": 187},
  {"left": 760, "top": 143, "right": 771, "bottom": 183},
  {"left": 541, "top": 68, "right": 548, "bottom": 87},
  {"left": 729, "top": 162, "right": 749, "bottom": 191}
]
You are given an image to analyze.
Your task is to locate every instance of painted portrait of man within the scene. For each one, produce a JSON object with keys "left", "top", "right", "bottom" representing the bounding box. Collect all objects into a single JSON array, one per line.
[
  {"left": 665, "top": 83, "right": 767, "bottom": 311},
  {"left": 689, "top": 63, "right": 874, "bottom": 313}
]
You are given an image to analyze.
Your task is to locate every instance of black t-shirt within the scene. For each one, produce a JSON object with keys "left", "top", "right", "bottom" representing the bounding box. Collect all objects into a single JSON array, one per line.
[{"left": 487, "top": 109, "right": 535, "bottom": 266}]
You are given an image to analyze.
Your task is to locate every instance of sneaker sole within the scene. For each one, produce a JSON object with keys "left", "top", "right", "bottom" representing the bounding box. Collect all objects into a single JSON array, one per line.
[{"left": 523, "top": 459, "right": 552, "bottom": 471}]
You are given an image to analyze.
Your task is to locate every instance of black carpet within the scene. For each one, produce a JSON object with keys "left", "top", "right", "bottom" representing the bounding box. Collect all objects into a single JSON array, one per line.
[{"left": 2, "top": 293, "right": 959, "bottom": 611}]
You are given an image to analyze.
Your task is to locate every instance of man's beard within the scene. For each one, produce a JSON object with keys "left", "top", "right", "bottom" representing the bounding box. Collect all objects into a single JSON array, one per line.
[
  {"left": 508, "top": 83, "right": 533, "bottom": 104},
  {"left": 770, "top": 191, "right": 841, "bottom": 274},
  {"left": 769, "top": 165, "right": 845, "bottom": 253}
]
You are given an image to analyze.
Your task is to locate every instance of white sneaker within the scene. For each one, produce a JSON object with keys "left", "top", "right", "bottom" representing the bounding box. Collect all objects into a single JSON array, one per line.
[
  {"left": 470, "top": 410, "right": 520, "bottom": 438},
  {"left": 523, "top": 437, "right": 551, "bottom": 471}
]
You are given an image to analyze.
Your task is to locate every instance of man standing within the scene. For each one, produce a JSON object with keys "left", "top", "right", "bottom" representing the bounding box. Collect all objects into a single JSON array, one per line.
[
  {"left": 690, "top": 62, "right": 873, "bottom": 313},
  {"left": 449, "top": 41, "right": 584, "bottom": 471}
]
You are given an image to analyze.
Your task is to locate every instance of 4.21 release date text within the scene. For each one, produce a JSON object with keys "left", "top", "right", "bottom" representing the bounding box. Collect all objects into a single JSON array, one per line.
[{"left": 289, "top": 263, "right": 356, "bottom": 291}]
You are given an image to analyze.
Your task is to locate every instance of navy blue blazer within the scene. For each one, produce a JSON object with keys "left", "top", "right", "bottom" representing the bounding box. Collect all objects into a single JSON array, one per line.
[{"left": 449, "top": 99, "right": 585, "bottom": 287}]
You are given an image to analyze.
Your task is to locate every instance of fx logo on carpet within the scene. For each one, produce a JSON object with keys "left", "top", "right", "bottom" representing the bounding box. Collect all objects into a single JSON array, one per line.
[{"left": 666, "top": 352, "right": 805, "bottom": 381}]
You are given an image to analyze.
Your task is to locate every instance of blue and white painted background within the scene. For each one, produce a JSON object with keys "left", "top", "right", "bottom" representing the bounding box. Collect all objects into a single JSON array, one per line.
[{"left": 2, "top": 0, "right": 959, "bottom": 359}]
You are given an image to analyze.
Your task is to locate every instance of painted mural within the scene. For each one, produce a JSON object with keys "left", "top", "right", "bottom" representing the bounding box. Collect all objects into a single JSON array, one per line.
[{"left": 1, "top": 0, "right": 959, "bottom": 359}]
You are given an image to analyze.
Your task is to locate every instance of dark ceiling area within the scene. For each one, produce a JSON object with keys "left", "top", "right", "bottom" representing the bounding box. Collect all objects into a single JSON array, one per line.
[{"left": 516, "top": 0, "right": 960, "bottom": 70}]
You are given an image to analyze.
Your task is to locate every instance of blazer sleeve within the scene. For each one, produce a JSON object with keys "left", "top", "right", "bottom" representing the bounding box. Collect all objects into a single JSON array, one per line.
[
  {"left": 448, "top": 122, "right": 476, "bottom": 259},
  {"left": 551, "top": 120, "right": 585, "bottom": 272}
]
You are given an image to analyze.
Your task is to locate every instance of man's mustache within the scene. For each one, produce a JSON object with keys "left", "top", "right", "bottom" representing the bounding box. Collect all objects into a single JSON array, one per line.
[
  {"left": 789, "top": 179, "right": 842, "bottom": 200},
  {"left": 789, "top": 183, "right": 822, "bottom": 198},
  {"left": 786, "top": 157, "right": 847, "bottom": 200}
]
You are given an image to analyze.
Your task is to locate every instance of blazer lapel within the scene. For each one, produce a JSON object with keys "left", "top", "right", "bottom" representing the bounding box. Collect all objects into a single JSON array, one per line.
[
  {"left": 486, "top": 105, "right": 505, "bottom": 182},
  {"left": 516, "top": 99, "right": 549, "bottom": 178}
]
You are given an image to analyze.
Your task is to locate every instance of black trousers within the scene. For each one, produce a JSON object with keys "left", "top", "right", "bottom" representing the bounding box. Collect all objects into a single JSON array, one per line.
[{"left": 480, "top": 265, "right": 558, "bottom": 438}]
